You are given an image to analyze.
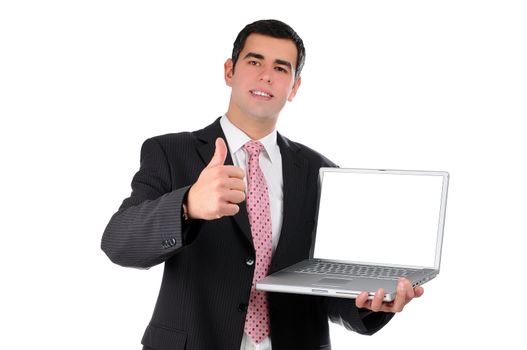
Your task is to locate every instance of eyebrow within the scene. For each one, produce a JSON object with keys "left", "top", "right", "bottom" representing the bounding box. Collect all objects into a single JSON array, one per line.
[{"left": 243, "top": 52, "right": 293, "bottom": 71}]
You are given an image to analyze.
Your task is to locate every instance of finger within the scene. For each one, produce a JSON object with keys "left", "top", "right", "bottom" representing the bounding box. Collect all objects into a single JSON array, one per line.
[
  {"left": 414, "top": 286, "right": 425, "bottom": 298},
  {"left": 401, "top": 278, "right": 415, "bottom": 301},
  {"left": 370, "top": 288, "right": 384, "bottom": 312},
  {"left": 224, "top": 177, "right": 246, "bottom": 192},
  {"left": 222, "top": 165, "right": 245, "bottom": 179},
  {"left": 355, "top": 292, "right": 369, "bottom": 309},
  {"left": 222, "top": 189, "right": 246, "bottom": 204},
  {"left": 218, "top": 203, "right": 240, "bottom": 217},
  {"left": 390, "top": 280, "right": 407, "bottom": 312},
  {"left": 207, "top": 138, "right": 228, "bottom": 168}
]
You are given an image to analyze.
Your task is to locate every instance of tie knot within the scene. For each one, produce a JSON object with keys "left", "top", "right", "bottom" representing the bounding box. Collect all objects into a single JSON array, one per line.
[{"left": 243, "top": 140, "right": 264, "bottom": 157}]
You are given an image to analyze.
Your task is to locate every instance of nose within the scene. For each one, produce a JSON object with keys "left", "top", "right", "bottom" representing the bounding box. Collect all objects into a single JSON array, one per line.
[{"left": 259, "top": 67, "right": 273, "bottom": 84}]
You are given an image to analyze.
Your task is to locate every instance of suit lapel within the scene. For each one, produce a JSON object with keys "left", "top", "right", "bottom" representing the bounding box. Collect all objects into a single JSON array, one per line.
[
  {"left": 270, "top": 133, "right": 308, "bottom": 272},
  {"left": 195, "top": 118, "right": 253, "bottom": 245}
]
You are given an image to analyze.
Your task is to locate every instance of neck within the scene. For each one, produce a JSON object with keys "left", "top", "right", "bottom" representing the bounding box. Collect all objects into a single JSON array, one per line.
[{"left": 225, "top": 111, "right": 277, "bottom": 140}]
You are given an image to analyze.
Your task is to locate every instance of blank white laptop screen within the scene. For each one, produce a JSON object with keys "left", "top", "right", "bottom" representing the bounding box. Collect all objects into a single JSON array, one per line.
[{"left": 314, "top": 170, "right": 444, "bottom": 268}]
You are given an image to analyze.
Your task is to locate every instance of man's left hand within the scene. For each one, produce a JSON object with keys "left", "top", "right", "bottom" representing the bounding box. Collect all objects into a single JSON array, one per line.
[{"left": 355, "top": 277, "right": 424, "bottom": 313}]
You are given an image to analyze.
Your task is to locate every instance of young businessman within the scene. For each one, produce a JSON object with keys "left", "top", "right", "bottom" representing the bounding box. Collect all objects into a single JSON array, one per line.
[{"left": 102, "top": 19, "right": 424, "bottom": 350}]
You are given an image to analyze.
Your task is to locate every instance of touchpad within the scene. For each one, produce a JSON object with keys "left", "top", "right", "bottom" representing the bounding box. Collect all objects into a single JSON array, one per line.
[{"left": 314, "top": 278, "right": 353, "bottom": 286}]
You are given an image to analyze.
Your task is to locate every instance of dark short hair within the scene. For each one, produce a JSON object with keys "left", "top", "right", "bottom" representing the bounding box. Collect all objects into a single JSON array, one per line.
[{"left": 231, "top": 19, "right": 305, "bottom": 80}]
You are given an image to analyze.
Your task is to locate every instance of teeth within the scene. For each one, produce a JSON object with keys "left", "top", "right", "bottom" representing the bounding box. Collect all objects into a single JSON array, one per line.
[{"left": 252, "top": 90, "right": 271, "bottom": 97}]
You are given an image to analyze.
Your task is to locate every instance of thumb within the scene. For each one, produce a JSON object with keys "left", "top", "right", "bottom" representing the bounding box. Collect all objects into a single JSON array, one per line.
[{"left": 207, "top": 137, "right": 228, "bottom": 168}]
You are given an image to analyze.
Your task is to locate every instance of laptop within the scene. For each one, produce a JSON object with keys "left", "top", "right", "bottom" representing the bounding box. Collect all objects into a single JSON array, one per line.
[{"left": 256, "top": 168, "right": 449, "bottom": 302}]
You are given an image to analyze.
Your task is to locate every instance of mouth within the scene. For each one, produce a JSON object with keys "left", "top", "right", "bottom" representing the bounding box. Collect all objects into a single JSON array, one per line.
[{"left": 250, "top": 89, "right": 274, "bottom": 99}]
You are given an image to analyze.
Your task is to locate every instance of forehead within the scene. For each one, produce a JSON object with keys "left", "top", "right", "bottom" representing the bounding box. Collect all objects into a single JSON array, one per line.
[{"left": 241, "top": 34, "right": 298, "bottom": 68}]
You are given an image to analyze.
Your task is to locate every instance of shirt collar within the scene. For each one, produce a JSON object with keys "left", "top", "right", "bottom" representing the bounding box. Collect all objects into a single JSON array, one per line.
[{"left": 220, "top": 114, "right": 280, "bottom": 163}]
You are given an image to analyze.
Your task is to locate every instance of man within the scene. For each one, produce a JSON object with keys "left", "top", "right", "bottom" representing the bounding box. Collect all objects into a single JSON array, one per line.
[{"left": 102, "top": 19, "right": 424, "bottom": 350}]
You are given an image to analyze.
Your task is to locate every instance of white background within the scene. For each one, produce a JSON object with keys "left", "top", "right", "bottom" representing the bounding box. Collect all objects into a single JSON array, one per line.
[{"left": 1, "top": 1, "right": 526, "bottom": 348}]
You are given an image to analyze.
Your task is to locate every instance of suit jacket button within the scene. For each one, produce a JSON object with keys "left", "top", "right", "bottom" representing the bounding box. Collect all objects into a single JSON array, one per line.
[
  {"left": 169, "top": 238, "right": 176, "bottom": 246},
  {"left": 238, "top": 303, "right": 248, "bottom": 312},
  {"left": 246, "top": 258, "right": 254, "bottom": 266}
]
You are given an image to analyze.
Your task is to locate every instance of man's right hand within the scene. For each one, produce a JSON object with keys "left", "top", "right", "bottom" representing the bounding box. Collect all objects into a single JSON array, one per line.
[{"left": 186, "top": 137, "right": 246, "bottom": 220}]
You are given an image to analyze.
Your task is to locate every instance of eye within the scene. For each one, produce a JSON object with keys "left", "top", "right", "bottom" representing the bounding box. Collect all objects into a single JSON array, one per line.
[
  {"left": 248, "top": 60, "right": 260, "bottom": 66},
  {"left": 275, "top": 66, "right": 288, "bottom": 73}
]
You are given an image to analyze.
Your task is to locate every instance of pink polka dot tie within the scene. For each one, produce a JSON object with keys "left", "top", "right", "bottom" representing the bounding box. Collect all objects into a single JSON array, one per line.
[{"left": 243, "top": 140, "right": 273, "bottom": 344}]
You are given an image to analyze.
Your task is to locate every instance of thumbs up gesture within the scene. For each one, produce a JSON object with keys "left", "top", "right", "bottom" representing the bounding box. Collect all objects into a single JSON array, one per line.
[{"left": 186, "top": 138, "right": 246, "bottom": 220}]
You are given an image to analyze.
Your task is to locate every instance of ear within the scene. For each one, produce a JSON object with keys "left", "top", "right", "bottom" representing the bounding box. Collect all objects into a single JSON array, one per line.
[
  {"left": 287, "top": 76, "right": 302, "bottom": 102},
  {"left": 224, "top": 58, "right": 234, "bottom": 87}
]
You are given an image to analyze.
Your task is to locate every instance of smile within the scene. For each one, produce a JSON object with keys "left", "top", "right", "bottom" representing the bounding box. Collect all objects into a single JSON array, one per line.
[{"left": 250, "top": 89, "right": 274, "bottom": 98}]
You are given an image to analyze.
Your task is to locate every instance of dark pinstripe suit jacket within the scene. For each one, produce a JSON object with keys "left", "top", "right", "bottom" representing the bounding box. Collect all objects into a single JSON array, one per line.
[{"left": 101, "top": 118, "right": 393, "bottom": 350}]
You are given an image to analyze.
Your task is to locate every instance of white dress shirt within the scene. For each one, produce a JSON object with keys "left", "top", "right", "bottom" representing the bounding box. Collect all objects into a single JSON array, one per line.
[{"left": 219, "top": 115, "right": 282, "bottom": 350}]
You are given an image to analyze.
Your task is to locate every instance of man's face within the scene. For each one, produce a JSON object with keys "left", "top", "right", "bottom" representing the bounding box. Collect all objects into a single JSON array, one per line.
[{"left": 224, "top": 33, "right": 301, "bottom": 123}]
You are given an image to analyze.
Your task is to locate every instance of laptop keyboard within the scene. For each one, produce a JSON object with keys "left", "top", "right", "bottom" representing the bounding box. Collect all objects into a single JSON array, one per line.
[{"left": 292, "top": 261, "right": 418, "bottom": 280}]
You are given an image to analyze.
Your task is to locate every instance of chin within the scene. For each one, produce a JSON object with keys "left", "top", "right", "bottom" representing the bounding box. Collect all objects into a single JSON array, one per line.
[
  {"left": 249, "top": 112, "right": 278, "bottom": 123},
  {"left": 246, "top": 106, "right": 282, "bottom": 121}
]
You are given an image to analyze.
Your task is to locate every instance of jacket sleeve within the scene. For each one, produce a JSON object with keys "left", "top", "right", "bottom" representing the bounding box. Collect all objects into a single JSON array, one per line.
[
  {"left": 324, "top": 297, "right": 394, "bottom": 335},
  {"left": 101, "top": 137, "right": 192, "bottom": 269}
]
